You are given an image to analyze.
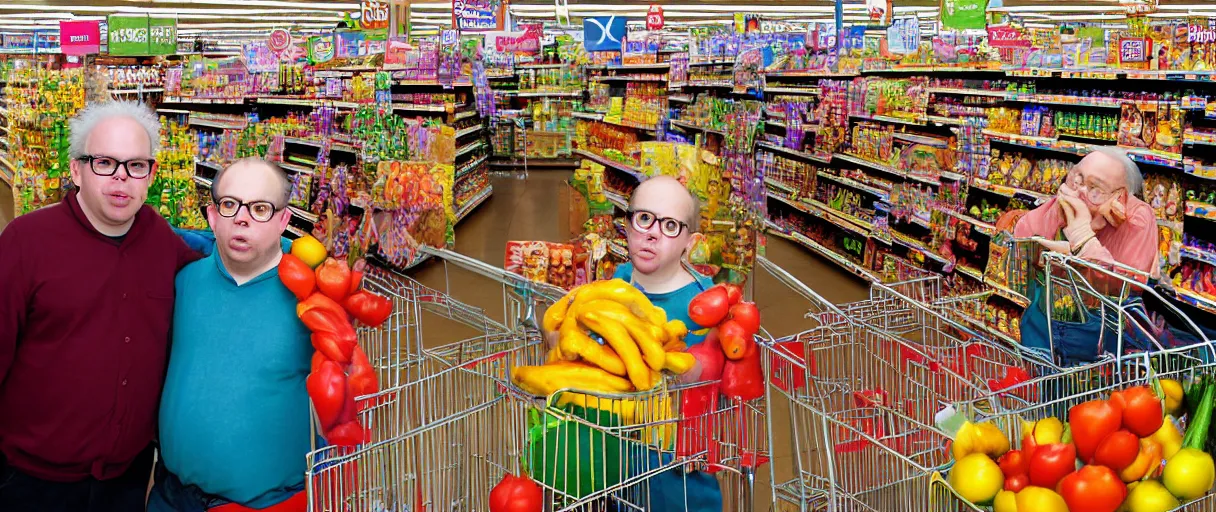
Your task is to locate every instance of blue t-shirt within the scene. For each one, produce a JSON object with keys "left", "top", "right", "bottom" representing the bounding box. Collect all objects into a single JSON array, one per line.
[
  {"left": 158, "top": 248, "right": 313, "bottom": 507},
  {"left": 612, "top": 262, "right": 714, "bottom": 346}
]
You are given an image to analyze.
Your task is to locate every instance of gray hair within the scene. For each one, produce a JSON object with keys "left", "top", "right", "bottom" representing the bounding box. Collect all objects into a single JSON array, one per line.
[
  {"left": 212, "top": 157, "right": 294, "bottom": 206},
  {"left": 68, "top": 101, "right": 161, "bottom": 159},
  {"left": 1089, "top": 146, "right": 1144, "bottom": 196}
]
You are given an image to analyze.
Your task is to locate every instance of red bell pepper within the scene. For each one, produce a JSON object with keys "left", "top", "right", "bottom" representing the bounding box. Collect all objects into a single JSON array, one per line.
[
  {"left": 347, "top": 270, "right": 363, "bottom": 296},
  {"left": 998, "top": 449, "right": 1029, "bottom": 491},
  {"left": 311, "top": 332, "right": 356, "bottom": 365},
  {"left": 1028, "top": 442, "right": 1077, "bottom": 489},
  {"left": 722, "top": 343, "right": 764, "bottom": 401},
  {"left": 297, "top": 293, "right": 348, "bottom": 322},
  {"left": 316, "top": 257, "right": 353, "bottom": 302},
  {"left": 311, "top": 351, "right": 328, "bottom": 373},
  {"left": 278, "top": 254, "right": 316, "bottom": 301},
  {"left": 1057, "top": 465, "right": 1127, "bottom": 512},
  {"left": 342, "top": 290, "right": 393, "bottom": 328},
  {"left": 688, "top": 286, "right": 730, "bottom": 328},
  {"left": 687, "top": 330, "right": 725, "bottom": 381},
  {"left": 325, "top": 420, "right": 366, "bottom": 447},
  {"left": 307, "top": 361, "right": 347, "bottom": 431},
  {"left": 347, "top": 345, "right": 379, "bottom": 398},
  {"left": 1070, "top": 398, "right": 1124, "bottom": 463},
  {"left": 1093, "top": 429, "right": 1139, "bottom": 471},
  {"left": 722, "top": 283, "right": 743, "bottom": 305},
  {"left": 488, "top": 473, "right": 544, "bottom": 512}
]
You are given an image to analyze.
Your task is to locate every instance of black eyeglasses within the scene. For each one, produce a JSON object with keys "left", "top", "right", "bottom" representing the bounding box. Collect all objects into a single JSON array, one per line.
[
  {"left": 77, "top": 155, "right": 157, "bottom": 179},
  {"left": 627, "top": 209, "right": 690, "bottom": 238},
  {"left": 212, "top": 196, "right": 284, "bottom": 223}
]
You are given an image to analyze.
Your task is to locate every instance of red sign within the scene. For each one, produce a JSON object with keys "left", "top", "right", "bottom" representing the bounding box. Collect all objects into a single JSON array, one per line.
[
  {"left": 59, "top": 20, "right": 100, "bottom": 55},
  {"left": 646, "top": 4, "right": 665, "bottom": 31},
  {"left": 987, "top": 25, "right": 1031, "bottom": 48},
  {"left": 268, "top": 29, "right": 291, "bottom": 53}
]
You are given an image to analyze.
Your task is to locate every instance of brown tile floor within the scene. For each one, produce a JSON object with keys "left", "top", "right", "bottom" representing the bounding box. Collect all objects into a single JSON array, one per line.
[{"left": 405, "top": 170, "right": 872, "bottom": 511}]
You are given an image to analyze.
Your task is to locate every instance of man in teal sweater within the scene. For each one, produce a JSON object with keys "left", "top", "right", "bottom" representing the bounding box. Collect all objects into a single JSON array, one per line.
[{"left": 149, "top": 158, "right": 312, "bottom": 512}]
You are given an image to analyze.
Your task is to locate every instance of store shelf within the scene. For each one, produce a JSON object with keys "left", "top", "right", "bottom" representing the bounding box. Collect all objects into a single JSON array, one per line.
[
  {"left": 393, "top": 103, "right": 448, "bottom": 112},
  {"left": 607, "top": 63, "right": 670, "bottom": 70},
  {"left": 157, "top": 108, "right": 191, "bottom": 115},
  {"left": 0, "top": 154, "right": 12, "bottom": 187},
  {"left": 893, "top": 132, "right": 949, "bottom": 148},
  {"left": 766, "top": 220, "right": 880, "bottom": 283},
  {"left": 280, "top": 162, "right": 314, "bottom": 174},
  {"left": 807, "top": 198, "right": 875, "bottom": 233},
  {"left": 889, "top": 231, "right": 952, "bottom": 267},
  {"left": 189, "top": 118, "right": 247, "bottom": 130},
  {"left": 164, "top": 96, "right": 245, "bottom": 104},
  {"left": 1126, "top": 150, "right": 1185, "bottom": 170},
  {"left": 757, "top": 141, "right": 832, "bottom": 164},
  {"left": 572, "top": 111, "right": 604, "bottom": 121},
  {"left": 600, "top": 117, "right": 657, "bottom": 132},
  {"left": 456, "top": 141, "right": 485, "bottom": 159},
  {"left": 767, "top": 191, "right": 871, "bottom": 238},
  {"left": 850, "top": 113, "right": 927, "bottom": 127},
  {"left": 763, "top": 178, "right": 797, "bottom": 195},
  {"left": 515, "top": 63, "right": 567, "bottom": 70},
  {"left": 454, "top": 110, "right": 478, "bottom": 121},
  {"left": 456, "top": 125, "right": 483, "bottom": 139},
  {"left": 970, "top": 179, "right": 1050, "bottom": 204},
  {"left": 1181, "top": 245, "right": 1216, "bottom": 267},
  {"left": 111, "top": 87, "right": 165, "bottom": 95},
  {"left": 283, "top": 137, "right": 359, "bottom": 154},
  {"left": 669, "top": 95, "right": 694, "bottom": 103},
  {"left": 925, "top": 115, "right": 966, "bottom": 126},
  {"left": 763, "top": 86, "right": 820, "bottom": 95},
  {"left": 457, "top": 155, "right": 488, "bottom": 179},
  {"left": 834, "top": 153, "right": 941, "bottom": 186},
  {"left": 285, "top": 225, "right": 307, "bottom": 238},
  {"left": 814, "top": 172, "right": 890, "bottom": 201},
  {"left": 456, "top": 186, "right": 493, "bottom": 222},
  {"left": 1174, "top": 288, "right": 1216, "bottom": 316},
  {"left": 593, "top": 76, "right": 668, "bottom": 83},
  {"left": 670, "top": 119, "right": 725, "bottom": 136},
  {"left": 573, "top": 149, "right": 646, "bottom": 181},
  {"left": 1008, "top": 94, "right": 1123, "bottom": 109},
  {"left": 926, "top": 87, "right": 1012, "bottom": 98},
  {"left": 512, "top": 90, "right": 582, "bottom": 98},
  {"left": 942, "top": 209, "right": 997, "bottom": 236},
  {"left": 289, "top": 206, "right": 320, "bottom": 223}
]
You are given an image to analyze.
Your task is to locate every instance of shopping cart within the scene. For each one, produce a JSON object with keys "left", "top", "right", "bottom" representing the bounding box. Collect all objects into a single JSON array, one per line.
[
  {"left": 305, "top": 246, "right": 565, "bottom": 512},
  {"left": 757, "top": 256, "right": 1003, "bottom": 511}
]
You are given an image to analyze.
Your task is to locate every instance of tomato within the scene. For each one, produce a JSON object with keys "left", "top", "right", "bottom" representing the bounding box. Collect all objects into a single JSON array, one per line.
[
  {"left": 688, "top": 286, "right": 730, "bottom": 328},
  {"left": 343, "top": 290, "right": 393, "bottom": 328},
  {"left": 723, "top": 283, "right": 743, "bottom": 305},
  {"left": 998, "top": 449, "right": 1029, "bottom": 477},
  {"left": 1004, "top": 473, "right": 1029, "bottom": 492},
  {"left": 347, "top": 345, "right": 379, "bottom": 398},
  {"left": 307, "top": 361, "right": 347, "bottom": 431},
  {"left": 721, "top": 343, "right": 764, "bottom": 401},
  {"left": 1118, "top": 386, "right": 1164, "bottom": 438},
  {"left": 489, "top": 473, "right": 543, "bottom": 512},
  {"left": 728, "top": 302, "right": 761, "bottom": 336},
  {"left": 298, "top": 292, "right": 348, "bottom": 320},
  {"left": 1028, "top": 443, "right": 1076, "bottom": 489},
  {"left": 348, "top": 270, "right": 364, "bottom": 295},
  {"left": 1057, "top": 465, "right": 1127, "bottom": 512},
  {"left": 1070, "top": 399, "right": 1124, "bottom": 463},
  {"left": 316, "top": 257, "right": 353, "bottom": 302},
  {"left": 278, "top": 254, "right": 316, "bottom": 301},
  {"left": 718, "top": 319, "right": 753, "bottom": 361},
  {"left": 1093, "top": 429, "right": 1139, "bottom": 471}
]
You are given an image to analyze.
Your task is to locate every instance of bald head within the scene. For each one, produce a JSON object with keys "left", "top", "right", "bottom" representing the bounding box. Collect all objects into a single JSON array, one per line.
[
  {"left": 630, "top": 175, "right": 700, "bottom": 229},
  {"left": 212, "top": 157, "right": 293, "bottom": 206}
]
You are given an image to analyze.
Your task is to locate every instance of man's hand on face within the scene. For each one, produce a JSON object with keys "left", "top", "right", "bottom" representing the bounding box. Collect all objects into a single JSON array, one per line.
[{"left": 1057, "top": 193, "right": 1097, "bottom": 250}]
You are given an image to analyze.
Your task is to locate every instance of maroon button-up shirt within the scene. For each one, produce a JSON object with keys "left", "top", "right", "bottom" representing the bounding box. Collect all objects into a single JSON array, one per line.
[{"left": 0, "top": 191, "right": 200, "bottom": 482}]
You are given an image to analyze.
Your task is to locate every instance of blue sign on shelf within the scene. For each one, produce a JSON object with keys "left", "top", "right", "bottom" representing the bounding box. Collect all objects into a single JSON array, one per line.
[{"left": 584, "top": 16, "right": 626, "bottom": 52}]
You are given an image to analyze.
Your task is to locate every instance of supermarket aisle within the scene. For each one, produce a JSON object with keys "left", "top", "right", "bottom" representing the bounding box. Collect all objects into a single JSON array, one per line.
[{"left": 408, "top": 169, "right": 871, "bottom": 347}]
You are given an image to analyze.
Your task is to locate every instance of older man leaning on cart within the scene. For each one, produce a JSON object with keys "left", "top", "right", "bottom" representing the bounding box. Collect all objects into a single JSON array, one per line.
[{"left": 1012, "top": 146, "right": 1161, "bottom": 362}]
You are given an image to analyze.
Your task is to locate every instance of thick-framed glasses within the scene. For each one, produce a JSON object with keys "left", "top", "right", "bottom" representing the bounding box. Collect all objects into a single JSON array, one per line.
[
  {"left": 212, "top": 196, "right": 284, "bottom": 223},
  {"left": 77, "top": 155, "right": 156, "bottom": 179},
  {"left": 628, "top": 209, "right": 690, "bottom": 238}
]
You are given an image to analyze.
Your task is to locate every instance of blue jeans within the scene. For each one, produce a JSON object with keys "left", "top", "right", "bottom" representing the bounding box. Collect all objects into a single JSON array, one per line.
[
  {"left": 640, "top": 452, "right": 723, "bottom": 512},
  {"left": 146, "top": 458, "right": 235, "bottom": 512}
]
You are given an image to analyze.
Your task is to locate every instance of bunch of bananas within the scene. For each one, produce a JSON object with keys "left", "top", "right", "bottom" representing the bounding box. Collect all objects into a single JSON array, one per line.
[{"left": 511, "top": 279, "right": 697, "bottom": 397}]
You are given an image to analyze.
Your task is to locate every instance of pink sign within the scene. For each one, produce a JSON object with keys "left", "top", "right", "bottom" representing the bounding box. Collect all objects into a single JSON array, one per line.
[
  {"left": 60, "top": 20, "right": 100, "bottom": 55},
  {"left": 987, "top": 26, "right": 1031, "bottom": 48}
]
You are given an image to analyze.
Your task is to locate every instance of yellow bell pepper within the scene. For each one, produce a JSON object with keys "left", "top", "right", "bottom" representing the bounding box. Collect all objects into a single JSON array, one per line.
[
  {"left": 1021, "top": 417, "right": 1064, "bottom": 446},
  {"left": 993, "top": 486, "right": 1069, "bottom": 512},
  {"left": 1159, "top": 379, "right": 1184, "bottom": 417},
  {"left": 1151, "top": 419, "right": 1184, "bottom": 460},
  {"left": 953, "top": 421, "right": 1010, "bottom": 461},
  {"left": 1119, "top": 438, "right": 1163, "bottom": 482}
]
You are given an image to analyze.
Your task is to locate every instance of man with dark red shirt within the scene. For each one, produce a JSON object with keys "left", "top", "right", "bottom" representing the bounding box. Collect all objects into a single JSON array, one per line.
[{"left": 0, "top": 101, "right": 200, "bottom": 511}]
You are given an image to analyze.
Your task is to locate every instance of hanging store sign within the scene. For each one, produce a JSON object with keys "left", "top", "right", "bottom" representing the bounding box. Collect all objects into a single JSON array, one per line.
[
  {"left": 60, "top": 20, "right": 101, "bottom": 55},
  {"left": 107, "top": 15, "right": 150, "bottom": 56},
  {"left": 939, "top": 0, "right": 987, "bottom": 31},
  {"left": 453, "top": 0, "right": 502, "bottom": 32},
  {"left": 149, "top": 17, "right": 177, "bottom": 55},
  {"left": 268, "top": 28, "right": 291, "bottom": 53},
  {"left": 361, "top": 0, "right": 390, "bottom": 30},
  {"left": 308, "top": 34, "right": 336, "bottom": 64},
  {"left": 646, "top": 4, "right": 665, "bottom": 31},
  {"left": 583, "top": 16, "right": 626, "bottom": 52}
]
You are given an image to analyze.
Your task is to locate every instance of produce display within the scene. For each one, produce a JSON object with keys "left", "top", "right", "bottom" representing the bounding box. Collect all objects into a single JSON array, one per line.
[
  {"left": 946, "top": 378, "right": 1216, "bottom": 512},
  {"left": 279, "top": 235, "right": 392, "bottom": 447}
]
